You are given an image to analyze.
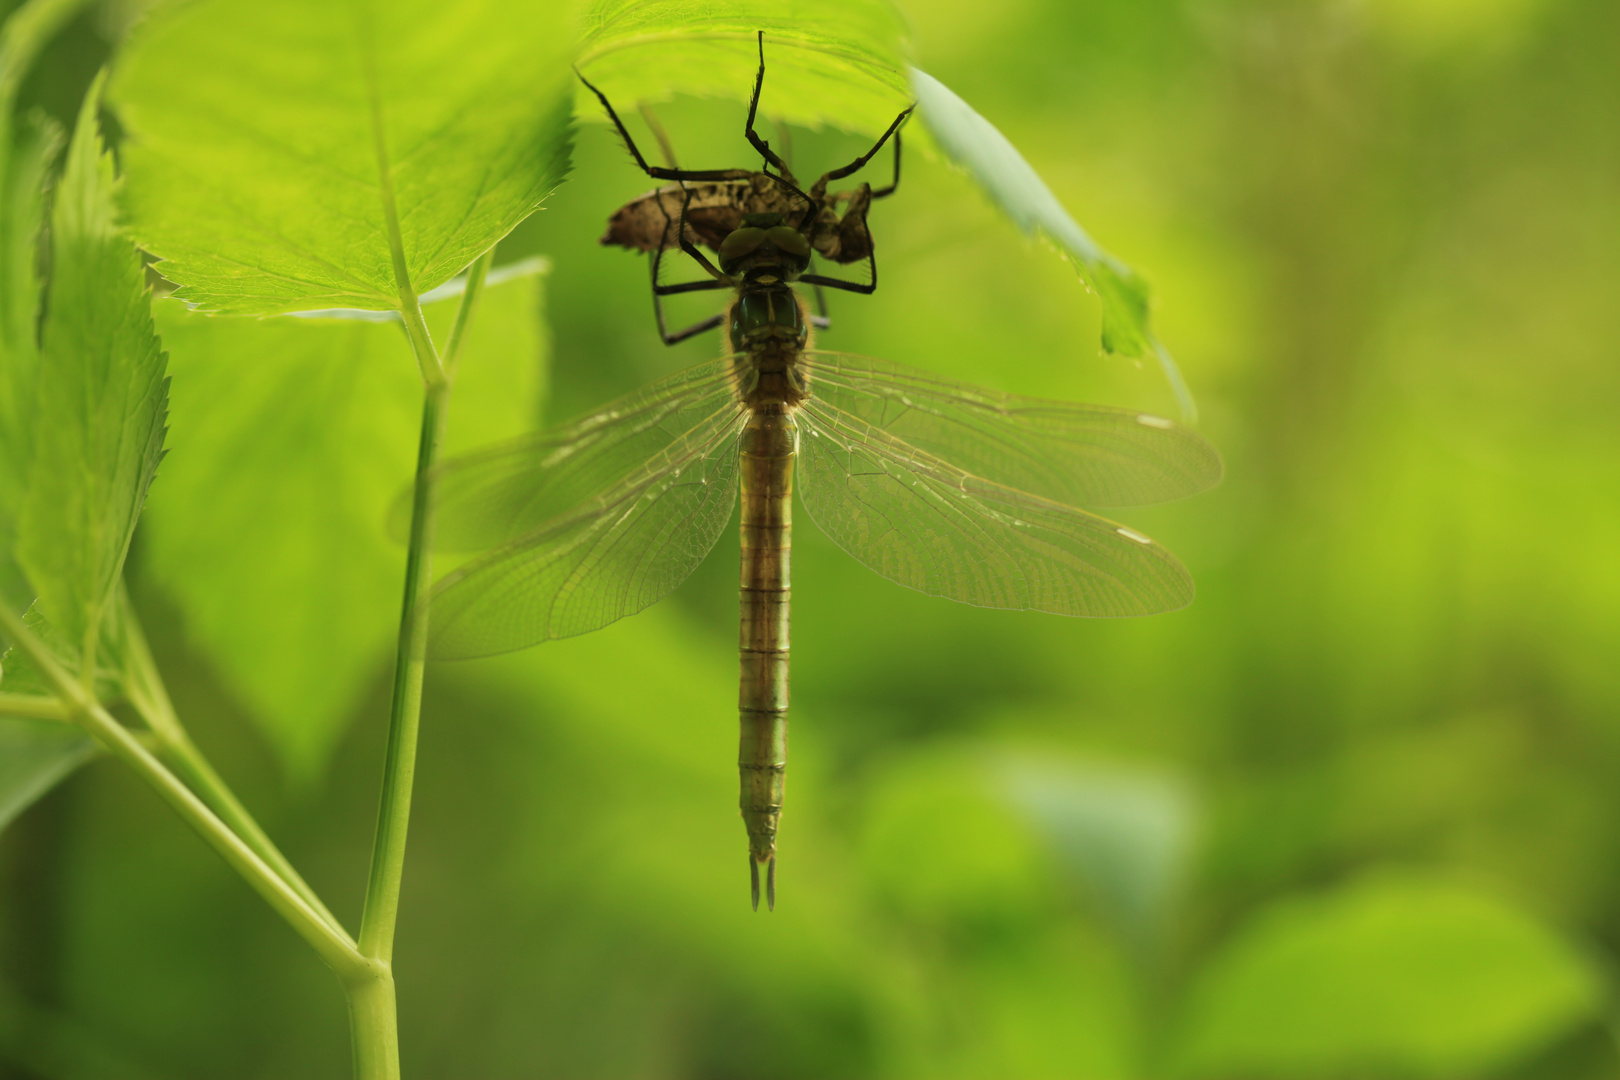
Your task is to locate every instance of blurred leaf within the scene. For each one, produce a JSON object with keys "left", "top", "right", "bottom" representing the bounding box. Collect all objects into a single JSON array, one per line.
[
  {"left": 1173, "top": 877, "right": 1604, "bottom": 1078},
  {"left": 0, "top": 717, "right": 93, "bottom": 832},
  {"left": 112, "top": 0, "right": 575, "bottom": 315},
  {"left": 859, "top": 744, "right": 1049, "bottom": 927},
  {"left": 909, "top": 69, "right": 1195, "bottom": 419},
  {"left": 15, "top": 75, "right": 167, "bottom": 668},
  {"left": 0, "top": 112, "right": 58, "bottom": 601},
  {"left": 576, "top": 0, "right": 911, "bottom": 137},
  {"left": 997, "top": 754, "right": 1193, "bottom": 957},
  {"left": 143, "top": 271, "right": 548, "bottom": 778}
]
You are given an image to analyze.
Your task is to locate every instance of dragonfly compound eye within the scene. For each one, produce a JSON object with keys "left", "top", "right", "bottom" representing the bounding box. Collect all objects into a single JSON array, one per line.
[
  {"left": 765, "top": 225, "right": 810, "bottom": 257},
  {"left": 719, "top": 226, "right": 768, "bottom": 273}
]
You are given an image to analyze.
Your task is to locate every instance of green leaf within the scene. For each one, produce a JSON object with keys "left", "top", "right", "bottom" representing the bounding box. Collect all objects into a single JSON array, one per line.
[
  {"left": 0, "top": 717, "right": 94, "bottom": 833},
  {"left": 15, "top": 75, "right": 168, "bottom": 669},
  {"left": 576, "top": 0, "right": 911, "bottom": 137},
  {"left": 112, "top": 0, "right": 575, "bottom": 315},
  {"left": 0, "top": 113, "right": 60, "bottom": 601},
  {"left": 996, "top": 755, "right": 1192, "bottom": 958},
  {"left": 909, "top": 69, "right": 1195, "bottom": 419},
  {"left": 143, "top": 270, "right": 548, "bottom": 778},
  {"left": 1172, "top": 877, "right": 1603, "bottom": 1078}
]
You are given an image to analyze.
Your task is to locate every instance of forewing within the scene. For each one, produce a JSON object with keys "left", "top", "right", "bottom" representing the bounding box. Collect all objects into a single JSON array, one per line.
[
  {"left": 427, "top": 361, "right": 747, "bottom": 660},
  {"left": 428, "top": 358, "right": 742, "bottom": 552},
  {"left": 796, "top": 398, "right": 1194, "bottom": 616},
  {"left": 799, "top": 352, "right": 1221, "bottom": 508}
]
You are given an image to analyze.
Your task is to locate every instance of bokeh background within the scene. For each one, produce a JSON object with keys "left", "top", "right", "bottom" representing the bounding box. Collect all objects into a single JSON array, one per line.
[{"left": 4, "top": 0, "right": 1620, "bottom": 1076}]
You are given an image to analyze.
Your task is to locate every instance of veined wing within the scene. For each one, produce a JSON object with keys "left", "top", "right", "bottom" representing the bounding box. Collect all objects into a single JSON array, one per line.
[
  {"left": 428, "top": 359, "right": 747, "bottom": 660},
  {"left": 796, "top": 395, "right": 1194, "bottom": 616},
  {"left": 799, "top": 352, "right": 1221, "bottom": 508},
  {"left": 428, "top": 358, "right": 744, "bottom": 553}
]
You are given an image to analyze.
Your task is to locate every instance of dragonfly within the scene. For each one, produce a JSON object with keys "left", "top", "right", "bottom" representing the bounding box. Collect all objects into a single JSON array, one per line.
[{"left": 424, "top": 40, "right": 1223, "bottom": 911}]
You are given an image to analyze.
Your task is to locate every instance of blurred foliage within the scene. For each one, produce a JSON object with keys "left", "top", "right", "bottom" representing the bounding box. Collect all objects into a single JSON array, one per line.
[{"left": 3, "top": 0, "right": 1620, "bottom": 1077}]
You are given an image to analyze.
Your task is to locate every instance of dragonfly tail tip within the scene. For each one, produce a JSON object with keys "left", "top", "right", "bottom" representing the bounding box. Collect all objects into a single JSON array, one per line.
[
  {"left": 766, "top": 856, "right": 776, "bottom": 912},
  {"left": 750, "top": 854, "right": 761, "bottom": 912}
]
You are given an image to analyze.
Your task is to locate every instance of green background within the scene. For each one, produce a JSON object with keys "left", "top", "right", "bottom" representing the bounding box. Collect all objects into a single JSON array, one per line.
[{"left": 4, "top": 0, "right": 1619, "bottom": 1076}]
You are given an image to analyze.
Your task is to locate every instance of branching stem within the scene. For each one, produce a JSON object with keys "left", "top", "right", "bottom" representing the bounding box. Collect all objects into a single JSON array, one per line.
[{"left": 0, "top": 603, "right": 370, "bottom": 980}]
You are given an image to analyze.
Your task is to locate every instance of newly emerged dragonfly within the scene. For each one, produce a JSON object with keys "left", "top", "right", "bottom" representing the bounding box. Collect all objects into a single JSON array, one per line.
[{"left": 426, "top": 41, "right": 1222, "bottom": 911}]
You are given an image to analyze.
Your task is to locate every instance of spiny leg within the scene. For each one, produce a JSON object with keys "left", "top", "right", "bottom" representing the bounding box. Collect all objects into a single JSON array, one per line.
[
  {"left": 649, "top": 251, "right": 727, "bottom": 344},
  {"left": 640, "top": 164, "right": 731, "bottom": 343},
  {"left": 577, "top": 69, "right": 756, "bottom": 184},
  {"left": 744, "top": 31, "right": 792, "bottom": 177},
  {"left": 870, "top": 129, "right": 903, "bottom": 199},
  {"left": 817, "top": 103, "right": 915, "bottom": 188},
  {"left": 801, "top": 249, "right": 878, "bottom": 295}
]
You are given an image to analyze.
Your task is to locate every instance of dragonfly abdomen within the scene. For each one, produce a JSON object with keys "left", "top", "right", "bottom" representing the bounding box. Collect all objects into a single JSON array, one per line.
[{"left": 738, "top": 409, "right": 796, "bottom": 911}]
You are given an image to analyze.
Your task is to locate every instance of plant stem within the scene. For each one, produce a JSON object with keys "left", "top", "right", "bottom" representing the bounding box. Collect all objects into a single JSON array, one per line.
[
  {"left": 344, "top": 969, "right": 400, "bottom": 1080},
  {"left": 115, "top": 592, "right": 348, "bottom": 935},
  {"left": 0, "top": 691, "right": 67, "bottom": 720},
  {"left": 357, "top": 375, "right": 447, "bottom": 966},
  {"left": 349, "top": 250, "right": 492, "bottom": 1077},
  {"left": 0, "top": 603, "right": 370, "bottom": 980}
]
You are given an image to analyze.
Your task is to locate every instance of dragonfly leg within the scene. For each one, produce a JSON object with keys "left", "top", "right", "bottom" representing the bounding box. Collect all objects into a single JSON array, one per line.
[
  {"left": 800, "top": 248, "right": 878, "bottom": 296},
  {"left": 815, "top": 104, "right": 914, "bottom": 189},
  {"left": 577, "top": 69, "right": 757, "bottom": 184},
  {"left": 870, "top": 129, "right": 904, "bottom": 199},
  {"left": 809, "top": 277, "right": 831, "bottom": 331},
  {"left": 743, "top": 33, "right": 792, "bottom": 179}
]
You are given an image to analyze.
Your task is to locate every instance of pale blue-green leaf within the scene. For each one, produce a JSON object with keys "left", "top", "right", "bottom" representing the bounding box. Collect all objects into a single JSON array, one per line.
[
  {"left": 910, "top": 69, "right": 1195, "bottom": 420},
  {"left": 143, "top": 272, "right": 547, "bottom": 778},
  {"left": 1172, "top": 877, "right": 1603, "bottom": 1078},
  {"left": 996, "top": 755, "right": 1192, "bottom": 958},
  {"left": 576, "top": 0, "right": 911, "bottom": 137},
  {"left": 0, "top": 718, "right": 94, "bottom": 833},
  {"left": 112, "top": 0, "right": 576, "bottom": 315},
  {"left": 16, "top": 75, "right": 168, "bottom": 667}
]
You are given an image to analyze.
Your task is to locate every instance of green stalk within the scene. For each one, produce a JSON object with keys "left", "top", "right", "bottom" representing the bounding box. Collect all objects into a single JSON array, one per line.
[
  {"left": 357, "top": 375, "right": 448, "bottom": 965},
  {"left": 0, "top": 691, "right": 67, "bottom": 719},
  {"left": 0, "top": 603, "right": 370, "bottom": 980},
  {"left": 115, "top": 588, "right": 347, "bottom": 935},
  {"left": 345, "top": 968, "right": 400, "bottom": 1080},
  {"left": 350, "top": 251, "right": 493, "bottom": 1078}
]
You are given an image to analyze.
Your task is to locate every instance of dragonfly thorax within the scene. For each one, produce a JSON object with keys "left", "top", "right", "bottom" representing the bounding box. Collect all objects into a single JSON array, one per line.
[{"left": 728, "top": 283, "right": 807, "bottom": 360}]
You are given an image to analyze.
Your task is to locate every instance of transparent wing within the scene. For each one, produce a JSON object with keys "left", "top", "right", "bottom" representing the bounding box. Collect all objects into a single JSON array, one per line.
[
  {"left": 799, "top": 351, "right": 1221, "bottom": 508},
  {"left": 426, "top": 358, "right": 744, "bottom": 553},
  {"left": 796, "top": 397, "right": 1195, "bottom": 616},
  {"left": 427, "top": 359, "right": 747, "bottom": 660}
]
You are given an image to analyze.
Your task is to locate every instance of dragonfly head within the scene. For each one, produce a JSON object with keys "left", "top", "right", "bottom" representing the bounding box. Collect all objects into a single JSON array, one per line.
[{"left": 718, "top": 215, "right": 812, "bottom": 280}]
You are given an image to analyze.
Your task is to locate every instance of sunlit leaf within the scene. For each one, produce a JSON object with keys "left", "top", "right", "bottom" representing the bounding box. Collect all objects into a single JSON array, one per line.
[
  {"left": 909, "top": 69, "right": 1195, "bottom": 419},
  {"left": 143, "top": 271, "right": 548, "bottom": 778},
  {"left": 112, "top": 0, "right": 576, "bottom": 315},
  {"left": 1173, "top": 877, "right": 1603, "bottom": 1078},
  {"left": 15, "top": 75, "right": 167, "bottom": 668},
  {"left": 575, "top": 0, "right": 911, "bottom": 137}
]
